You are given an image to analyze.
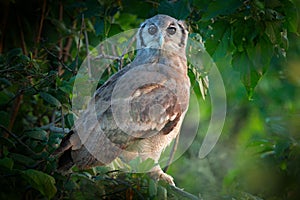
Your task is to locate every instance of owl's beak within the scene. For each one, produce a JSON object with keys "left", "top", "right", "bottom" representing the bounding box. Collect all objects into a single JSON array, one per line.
[{"left": 158, "top": 34, "right": 164, "bottom": 48}]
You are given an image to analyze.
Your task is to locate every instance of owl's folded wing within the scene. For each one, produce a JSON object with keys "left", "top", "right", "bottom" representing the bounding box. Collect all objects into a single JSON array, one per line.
[{"left": 126, "top": 83, "right": 182, "bottom": 138}]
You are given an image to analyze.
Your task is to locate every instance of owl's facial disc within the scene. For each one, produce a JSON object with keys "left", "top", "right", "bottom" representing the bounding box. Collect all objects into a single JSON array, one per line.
[{"left": 137, "top": 14, "right": 188, "bottom": 54}]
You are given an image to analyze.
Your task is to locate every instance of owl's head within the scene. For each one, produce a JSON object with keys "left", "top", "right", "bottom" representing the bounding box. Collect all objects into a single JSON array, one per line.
[{"left": 137, "top": 14, "right": 188, "bottom": 54}]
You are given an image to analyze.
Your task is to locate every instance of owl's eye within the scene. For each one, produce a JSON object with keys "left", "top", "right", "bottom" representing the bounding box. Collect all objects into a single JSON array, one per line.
[
  {"left": 167, "top": 26, "right": 176, "bottom": 35},
  {"left": 148, "top": 25, "right": 158, "bottom": 35}
]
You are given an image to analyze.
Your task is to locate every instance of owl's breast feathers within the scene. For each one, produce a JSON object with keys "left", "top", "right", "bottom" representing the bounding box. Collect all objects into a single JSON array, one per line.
[{"left": 53, "top": 49, "right": 190, "bottom": 171}]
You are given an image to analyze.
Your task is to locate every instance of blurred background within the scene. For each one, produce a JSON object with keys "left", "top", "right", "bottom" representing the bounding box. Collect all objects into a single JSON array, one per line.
[{"left": 0, "top": 0, "right": 299, "bottom": 199}]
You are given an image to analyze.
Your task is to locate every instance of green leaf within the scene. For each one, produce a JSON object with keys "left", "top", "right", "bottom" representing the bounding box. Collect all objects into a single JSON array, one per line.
[
  {"left": 232, "top": 51, "right": 260, "bottom": 99},
  {"left": 0, "top": 157, "right": 14, "bottom": 170},
  {"left": 107, "top": 23, "right": 123, "bottom": 37},
  {"left": 121, "top": 0, "right": 154, "bottom": 18},
  {"left": 9, "top": 153, "right": 36, "bottom": 167},
  {"left": 157, "top": 185, "right": 168, "bottom": 200},
  {"left": 0, "top": 78, "right": 12, "bottom": 87},
  {"left": 22, "top": 169, "right": 57, "bottom": 199},
  {"left": 158, "top": 0, "right": 192, "bottom": 19},
  {"left": 282, "top": 0, "right": 299, "bottom": 33},
  {"left": 0, "top": 110, "right": 10, "bottom": 127},
  {"left": 201, "top": 0, "right": 243, "bottom": 21},
  {"left": 128, "top": 157, "right": 155, "bottom": 172},
  {"left": 0, "top": 91, "right": 12, "bottom": 105},
  {"left": 65, "top": 113, "right": 75, "bottom": 128},
  {"left": 232, "top": 36, "right": 274, "bottom": 99},
  {"left": 39, "top": 92, "right": 61, "bottom": 107},
  {"left": 149, "top": 178, "right": 158, "bottom": 197},
  {"left": 7, "top": 48, "right": 23, "bottom": 61},
  {"left": 246, "top": 36, "right": 274, "bottom": 74},
  {"left": 24, "top": 129, "right": 48, "bottom": 141},
  {"left": 59, "top": 80, "right": 73, "bottom": 94},
  {"left": 94, "top": 17, "right": 104, "bottom": 36}
]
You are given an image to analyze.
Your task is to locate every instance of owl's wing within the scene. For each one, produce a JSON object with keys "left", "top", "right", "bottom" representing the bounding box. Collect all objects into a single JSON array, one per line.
[{"left": 126, "top": 83, "right": 182, "bottom": 138}]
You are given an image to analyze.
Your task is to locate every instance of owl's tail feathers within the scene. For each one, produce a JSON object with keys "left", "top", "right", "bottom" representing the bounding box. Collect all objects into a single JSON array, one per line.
[{"left": 51, "top": 130, "right": 75, "bottom": 172}]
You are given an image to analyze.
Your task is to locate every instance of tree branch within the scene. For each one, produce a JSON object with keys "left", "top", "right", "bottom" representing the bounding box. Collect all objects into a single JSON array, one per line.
[
  {"left": 169, "top": 185, "right": 202, "bottom": 200},
  {"left": 163, "top": 134, "right": 180, "bottom": 172},
  {"left": 0, "top": 125, "right": 37, "bottom": 156}
]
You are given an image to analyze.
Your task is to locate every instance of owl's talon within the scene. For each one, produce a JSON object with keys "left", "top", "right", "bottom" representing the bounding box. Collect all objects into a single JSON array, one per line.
[{"left": 149, "top": 167, "right": 176, "bottom": 186}]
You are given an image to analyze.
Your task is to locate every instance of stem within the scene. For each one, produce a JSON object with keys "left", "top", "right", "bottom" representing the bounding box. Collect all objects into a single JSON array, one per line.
[
  {"left": 35, "top": 0, "right": 47, "bottom": 57},
  {"left": 58, "top": 1, "right": 64, "bottom": 75},
  {"left": 75, "top": 14, "right": 84, "bottom": 71},
  {"left": 163, "top": 134, "right": 180, "bottom": 172},
  {"left": 63, "top": 20, "right": 76, "bottom": 62},
  {"left": 17, "top": 14, "right": 27, "bottom": 55},
  {"left": 82, "top": 14, "right": 91, "bottom": 78},
  {"left": 0, "top": 125, "right": 37, "bottom": 156},
  {"left": 8, "top": 92, "right": 23, "bottom": 132}
]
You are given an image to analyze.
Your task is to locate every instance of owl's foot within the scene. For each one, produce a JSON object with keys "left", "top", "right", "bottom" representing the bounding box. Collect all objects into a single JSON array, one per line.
[{"left": 149, "top": 166, "right": 175, "bottom": 186}]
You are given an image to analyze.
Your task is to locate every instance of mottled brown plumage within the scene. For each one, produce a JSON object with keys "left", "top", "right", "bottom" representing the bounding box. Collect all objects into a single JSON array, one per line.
[{"left": 53, "top": 14, "right": 190, "bottom": 186}]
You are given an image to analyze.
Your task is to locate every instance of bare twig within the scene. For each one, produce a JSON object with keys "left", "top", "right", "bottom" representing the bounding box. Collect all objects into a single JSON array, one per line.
[
  {"left": 63, "top": 20, "right": 77, "bottom": 62},
  {"left": 75, "top": 14, "right": 84, "bottom": 71},
  {"left": 0, "top": 125, "right": 37, "bottom": 156},
  {"left": 35, "top": 0, "right": 47, "bottom": 57},
  {"left": 163, "top": 134, "right": 180, "bottom": 172},
  {"left": 8, "top": 93, "right": 23, "bottom": 132},
  {"left": 17, "top": 14, "right": 27, "bottom": 55},
  {"left": 119, "top": 35, "right": 136, "bottom": 68},
  {"left": 81, "top": 14, "right": 91, "bottom": 78},
  {"left": 58, "top": 0, "right": 64, "bottom": 75},
  {"left": 60, "top": 108, "right": 65, "bottom": 133},
  {"left": 39, "top": 110, "right": 69, "bottom": 133},
  {"left": 93, "top": 54, "right": 121, "bottom": 61},
  {"left": 169, "top": 185, "right": 201, "bottom": 200},
  {"left": 43, "top": 47, "right": 73, "bottom": 72}
]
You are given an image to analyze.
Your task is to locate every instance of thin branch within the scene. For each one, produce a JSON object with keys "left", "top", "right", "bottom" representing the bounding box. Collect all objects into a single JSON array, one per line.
[
  {"left": 8, "top": 93, "right": 23, "bottom": 132},
  {"left": 82, "top": 14, "right": 91, "bottom": 78},
  {"left": 63, "top": 20, "right": 77, "bottom": 62},
  {"left": 93, "top": 54, "right": 121, "bottom": 61},
  {"left": 43, "top": 47, "right": 73, "bottom": 72},
  {"left": 0, "top": 125, "right": 37, "bottom": 156},
  {"left": 119, "top": 35, "right": 136, "bottom": 68},
  {"left": 58, "top": 1, "right": 64, "bottom": 75},
  {"left": 16, "top": 13, "right": 27, "bottom": 55},
  {"left": 169, "top": 185, "right": 201, "bottom": 200},
  {"left": 163, "top": 134, "right": 180, "bottom": 172},
  {"left": 35, "top": 0, "right": 47, "bottom": 57},
  {"left": 39, "top": 110, "right": 69, "bottom": 133},
  {"left": 60, "top": 107, "right": 66, "bottom": 133},
  {"left": 75, "top": 14, "right": 84, "bottom": 72}
]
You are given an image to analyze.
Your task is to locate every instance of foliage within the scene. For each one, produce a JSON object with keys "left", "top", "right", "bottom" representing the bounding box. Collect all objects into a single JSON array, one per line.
[{"left": 0, "top": 0, "right": 299, "bottom": 199}]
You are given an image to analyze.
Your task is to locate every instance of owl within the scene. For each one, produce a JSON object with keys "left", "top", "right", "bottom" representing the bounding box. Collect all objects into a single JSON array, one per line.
[{"left": 53, "top": 14, "right": 190, "bottom": 186}]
